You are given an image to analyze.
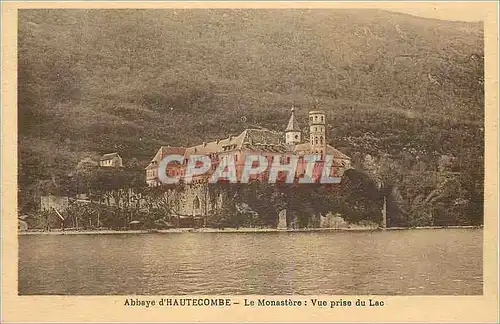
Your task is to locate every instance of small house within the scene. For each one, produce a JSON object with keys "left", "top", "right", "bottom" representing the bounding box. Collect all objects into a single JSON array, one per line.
[{"left": 99, "top": 152, "right": 123, "bottom": 167}]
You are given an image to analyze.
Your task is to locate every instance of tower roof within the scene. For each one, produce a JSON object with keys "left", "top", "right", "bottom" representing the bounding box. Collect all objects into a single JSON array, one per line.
[{"left": 285, "top": 106, "right": 301, "bottom": 132}]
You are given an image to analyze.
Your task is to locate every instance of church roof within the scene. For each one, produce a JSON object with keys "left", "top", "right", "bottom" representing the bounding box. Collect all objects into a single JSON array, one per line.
[
  {"left": 183, "top": 128, "right": 287, "bottom": 156},
  {"left": 239, "top": 129, "right": 289, "bottom": 153},
  {"left": 155, "top": 146, "right": 186, "bottom": 160},
  {"left": 145, "top": 146, "right": 186, "bottom": 169},
  {"left": 181, "top": 128, "right": 351, "bottom": 159},
  {"left": 285, "top": 111, "right": 301, "bottom": 132},
  {"left": 238, "top": 128, "right": 283, "bottom": 147},
  {"left": 184, "top": 139, "right": 227, "bottom": 156}
]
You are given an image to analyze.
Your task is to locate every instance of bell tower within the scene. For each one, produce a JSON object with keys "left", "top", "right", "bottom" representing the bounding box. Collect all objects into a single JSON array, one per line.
[
  {"left": 285, "top": 105, "right": 301, "bottom": 145},
  {"left": 309, "top": 110, "right": 326, "bottom": 156}
]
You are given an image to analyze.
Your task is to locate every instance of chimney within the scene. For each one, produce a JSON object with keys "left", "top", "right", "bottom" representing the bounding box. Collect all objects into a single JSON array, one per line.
[
  {"left": 216, "top": 139, "right": 220, "bottom": 144},
  {"left": 203, "top": 142, "right": 207, "bottom": 147}
]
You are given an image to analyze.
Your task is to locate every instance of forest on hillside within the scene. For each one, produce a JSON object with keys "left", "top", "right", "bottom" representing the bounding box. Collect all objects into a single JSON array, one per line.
[
  {"left": 18, "top": 9, "right": 484, "bottom": 226},
  {"left": 28, "top": 164, "right": 482, "bottom": 230}
]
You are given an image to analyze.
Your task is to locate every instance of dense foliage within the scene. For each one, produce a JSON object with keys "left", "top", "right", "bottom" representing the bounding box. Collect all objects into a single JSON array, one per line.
[{"left": 18, "top": 9, "right": 484, "bottom": 226}]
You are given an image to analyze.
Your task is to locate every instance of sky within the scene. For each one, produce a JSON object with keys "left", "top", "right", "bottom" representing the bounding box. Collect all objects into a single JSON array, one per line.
[{"left": 386, "top": 5, "right": 492, "bottom": 22}]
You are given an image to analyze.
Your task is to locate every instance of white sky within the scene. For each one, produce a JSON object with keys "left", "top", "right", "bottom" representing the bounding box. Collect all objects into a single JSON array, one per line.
[{"left": 386, "top": 6, "right": 491, "bottom": 22}]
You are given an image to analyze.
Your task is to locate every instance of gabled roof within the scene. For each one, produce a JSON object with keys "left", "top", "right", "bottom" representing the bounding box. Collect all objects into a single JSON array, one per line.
[
  {"left": 183, "top": 128, "right": 286, "bottom": 157},
  {"left": 145, "top": 146, "right": 186, "bottom": 170},
  {"left": 184, "top": 139, "right": 227, "bottom": 156},
  {"left": 100, "top": 152, "right": 121, "bottom": 161},
  {"left": 148, "top": 128, "right": 350, "bottom": 166},
  {"left": 238, "top": 128, "right": 289, "bottom": 153},
  {"left": 154, "top": 146, "right": 186, "bottom": 161},
  {"left": 238, "top": 128, "right": 283, "bottom": 148}
]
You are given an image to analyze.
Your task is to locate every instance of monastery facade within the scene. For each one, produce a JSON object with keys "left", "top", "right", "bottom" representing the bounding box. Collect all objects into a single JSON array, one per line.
[
  {"left": 145, "top": 108, "right": 352, "bottom": 187},
  {"left": 143, "top": 108, "right": 352, "bottom": 219}
]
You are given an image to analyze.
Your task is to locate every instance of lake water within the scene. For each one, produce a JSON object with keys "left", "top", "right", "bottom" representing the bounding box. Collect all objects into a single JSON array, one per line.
[{"left": 18, "top": 228, "right": 483, "bottom": 295}]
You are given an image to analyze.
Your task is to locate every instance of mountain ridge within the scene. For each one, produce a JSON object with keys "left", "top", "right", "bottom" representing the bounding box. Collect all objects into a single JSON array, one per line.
[{"left": 18, "top": 9, "right": 484, "bottom": 207}]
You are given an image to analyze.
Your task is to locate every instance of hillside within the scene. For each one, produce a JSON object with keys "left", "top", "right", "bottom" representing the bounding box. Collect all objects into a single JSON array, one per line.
[{"left": 18, "top": 9, "right": 484, "bottom": 215}]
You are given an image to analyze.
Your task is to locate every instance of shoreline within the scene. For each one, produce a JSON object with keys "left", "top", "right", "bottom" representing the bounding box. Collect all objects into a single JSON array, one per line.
[{"left": 18, "top": 225, "right": 483, "bottom": 235}]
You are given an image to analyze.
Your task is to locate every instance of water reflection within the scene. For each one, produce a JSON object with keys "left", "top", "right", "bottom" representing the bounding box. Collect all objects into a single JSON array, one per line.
[{"left": 19, "top": 229, "right": 483, "bottom": 295}]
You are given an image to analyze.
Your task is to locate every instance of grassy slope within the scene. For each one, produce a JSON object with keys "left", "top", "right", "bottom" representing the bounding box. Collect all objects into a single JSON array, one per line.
[{"left": 18, "top": 9, "right": 484, "bottom": 189}]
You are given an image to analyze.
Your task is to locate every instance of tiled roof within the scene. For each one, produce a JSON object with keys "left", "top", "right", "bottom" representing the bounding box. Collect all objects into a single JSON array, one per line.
[
  {"left": 183, "top": 128, "right": 286, "bottom": 156},
  {"left": 158, "top": 146, "right": 186, "bottom": 159},
  {"left": 242, "top": 128, "right": 283, "bottom": 146},
  {"left": 146, "top": 128, "right": 350, "bottom": 170},
  {"left": 145, "top": 146, "right": 186, "bottom": 169}
]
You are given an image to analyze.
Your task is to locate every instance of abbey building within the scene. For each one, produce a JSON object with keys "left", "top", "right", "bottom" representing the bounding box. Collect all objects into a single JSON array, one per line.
[{"left": 145, "top": 107, "right": 352, "bottom": 187}]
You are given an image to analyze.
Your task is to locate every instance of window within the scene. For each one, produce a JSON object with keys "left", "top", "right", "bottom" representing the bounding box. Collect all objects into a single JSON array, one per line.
[
  {"left": 321, "top": 116, "right": 324, "bottom": 122},
  {"left": 310, "top": 117, "right": 313, "bottom": 121},
  {"left": 294, "top": 134, "right": 299, "bottom": 140},
  {"left": 320, "top": 137, "right": 323, "bottom": 145},
  {"left": 193, "top": 197, "right": 200, "bottom": 209}
]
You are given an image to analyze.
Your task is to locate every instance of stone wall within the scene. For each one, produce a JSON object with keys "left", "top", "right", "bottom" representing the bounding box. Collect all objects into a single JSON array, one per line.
[
  {"left": 174, "top": 183, "right": 225, "bottom": 216},
  {"left": 95, "top": 184, "right": 228, "bottom": 218}
]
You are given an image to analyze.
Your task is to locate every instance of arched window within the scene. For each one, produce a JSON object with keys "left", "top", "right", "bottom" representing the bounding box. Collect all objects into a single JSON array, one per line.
[
  {"left": 193, "top": 196, "right": 200, "bottom": 209},
  {"left": 321, "top": 116, "right": 324, "bottom": 122},
  {"left": 320, "top": 137, "right": 323, "bottom": 145}
]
